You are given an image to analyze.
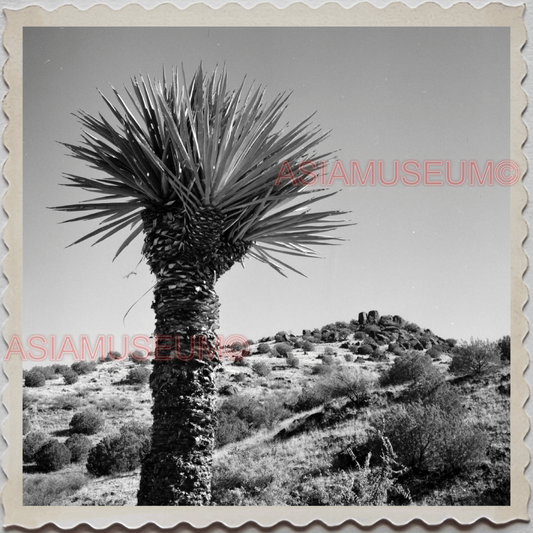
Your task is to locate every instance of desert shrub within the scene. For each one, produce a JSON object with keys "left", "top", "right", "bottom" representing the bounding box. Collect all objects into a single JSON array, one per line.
[
  {"left": 216, "top": 394, "right": 290, "bottom": 446},
  {"left": 23, "top": 431, "right": 49, "bottom": 463},
  {"left": 97, "top": 396, "right": 132, "bottom": 412},
  {"left": 357, "top": 344, "right": 374, "bottom": 356},
  {"left": 51, "top": 363, "right": 71, "bottom": 375},
  {"left": 353, "top": 331, "right": 366, "bottom": 340},
  {"left": 327, "top": 368, "right": 374, "bottom": 407},
  {"left": 497, "top": 335, "right": 511, "bottom": 362},
  {"left": 104, "top": 351, "right": 123, "bottom": 362},
  {"left": 256, "top": 343, "right": 271, "bottom": 355},
  {"left": 372, "top": 403, "right": 488, "bottom": 474},
  {"left": 128, "top": 349, "right": 150, "bottom": 364},
  {"left": 39, "top": 366, "right": 59, "bottom": 380},
  {"left": 369, "top": 349, "right": 388, "bottom": 362},
  {"left": 380, "top": 352, "right": 435, "bottom": 387},
  {"left": 71, "top": 361, "right": 97, "bottom": 375},
  {"left": 25, "top": 369, "right": 46, "bottom": 388},
  {"left": 301, "top": 340, "right": 315, "bottom": 352},
  {"left": 338, "top": 328, "right": 352, "bottom": 341},
  {"left": 426, "top": 346, "right": 443, "bottom": 359},
  {"left": 291, "top": 470, "right": 357, "bottom": 505},
  {"left": 450, "top": 338, "right": 501, "bottom": 377},
  {"left": 234, "top": 372, "right": 247, "bottom": 383},
  {"left": 65, "top": 434, "right": 92, "bottom": 463},
  {"left": 23, "top": 390, "right": 37, "bottom": 410},
  {"left": 63, "top": 369, "right": 79, "bottom": 385},
  {"left": 324, "top": 346, "right": 336, "bottom": 356},
  {"left": 295, "top": 385, "right": 328, "bottom": 411},
  {"left": 404, "top": 322, "right": 421, "bottom": 333},
  {"left": 127, "top": 366, "right": 151, "bottom": 384},
  {"left": 86, "top": 431, "right": 146, "bottom": 477},
  {"left": 273, "top": 342, "right": 293, "bottom": 357},
  {"left": 232, "top": 355, "right": 250, "bottom": 367},
  {"left": 286, "top": 354, "right": 300, "bottom": 368},
  {"left": 446, "top": 338, "right": 458, "bottom": 348},
  {"left": 295, "top": 369, "right": 373, "bottom": 411},
  {"left": 344, "top": 353, "right": 354, "bottom": 362},
  {"left": 252, "top": 361, "right": 271, "bottom": 377},
  {"left": 35, "top": 439, "right": 71, "bottom": 472},
  {"left": 311, "top": 362, "right": 334, "bottom": 376},
  {"left": 50, "top": 393, "right": 82, "bottom": 411},
  {"left": 400, "top": 373, "right": 461, "bottom": 413},
  {"left": 69, "top": 410, "right": 105, "bottom": 435},
  {"left": 364, "top": 324, "right": 381, "bottom": 335},
  {"left": 216, "top": 413, "right": 251, "bottom": 447},
  {"left": 23, "top": 472, "right": 87, "bottom": 506},
  {"left": 321, "top": 352, "right": 335, "bottom": 365},
  {"left": 351, "top": 436, "right": 412, "bottom": 506},
  {"left": 121, "top": 420, "right": 151, "bottom": 439},
  {"left": 22, "top": 415, "right": 32, "bottom": 435}
]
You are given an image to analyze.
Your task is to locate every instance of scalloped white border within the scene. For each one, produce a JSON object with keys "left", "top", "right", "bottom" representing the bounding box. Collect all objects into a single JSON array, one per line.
[{"left": 1, "top": 2, "right": 529, "bottom": 530}]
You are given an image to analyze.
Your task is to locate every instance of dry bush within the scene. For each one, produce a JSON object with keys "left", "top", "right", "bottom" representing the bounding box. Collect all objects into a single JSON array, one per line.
[
  {"left": 380, "top": 352, "right": 435, "bottom": 386},
  {"left": 65, "top": 434, "right": 92, "bottom": 463},
  {"left": 35, "top": 440, "right": 71, "bottom": 472},
  {"left": 23, "top": 431, "right": 50, "bottom": 463},
  {"left": 127, "top": 366, "right": 151, "bottom": 384},
  {"left": 63, "top": 369, "right": 79, "bottom": 385},
  {"left": 256, "top": 343, "right": 271, "bottom": 355},
  {"left": 50, "top": 394, "right": 82, "bottom": 411},
  {"left": 372, "top": 403, "right": 488, "bottom": 474},
  {"left": 71, "top": 361, "right": 97, "bottom": 375},
  {"left": 69, "top": 410, "right": 105, "bottom": 435},
  {"left": 301, "top": 340, "right": 315, "bottom": 352},
  {"left": 86, "top": 431, "right": 147, "bottom": 477},
  {"left": 286, "top": 354, "right": 300, "bottom": 368},
  {"left": 273, "top": 343, "right": 293, "bottom": 358},
  {"left": 497, "top": 335, "right": 510, "bottom": 362},
  {"left": 252, "top": 361, "right": 271, "bottom": 377},
  {"left": 25, "top": 369, "right": 46, "bottom": 388},
  {"left": 450, "top": 338, "right": 501, "bottom": 376},
  {"left": 23, "top": 472, "right": 87, "bottom": 506}
]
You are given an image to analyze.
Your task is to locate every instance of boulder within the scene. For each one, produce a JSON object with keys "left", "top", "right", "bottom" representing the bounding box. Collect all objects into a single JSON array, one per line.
[
  {"left": 358, "top": 312, "right": 367, "bottom": 325},
  {"left": 379, "top": 315, "right": 395, "bottom": 327},
  {"left": 393, "top": 315, "right": 406, "bottom": 327},
  {"left": 367, "top": 310, "right": 380, "bottom": 324},
  {"left": 322, "top": 330, "right": 339, "bottom": 342},
  {"left": 275, "top": 331, "right": 290, "bottom": 343}
]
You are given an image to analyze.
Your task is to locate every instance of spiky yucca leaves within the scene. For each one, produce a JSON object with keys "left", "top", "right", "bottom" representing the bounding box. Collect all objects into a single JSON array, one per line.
[
  {"left": 55, "top": 66, "right": 348, "bottom": 505},
  {"left": 57, "top": 65, "right": 347, "bottom": 275}
]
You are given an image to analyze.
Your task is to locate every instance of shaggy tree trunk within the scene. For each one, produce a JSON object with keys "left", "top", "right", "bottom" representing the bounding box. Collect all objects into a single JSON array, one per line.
[{"left": 137, "top": 206, "right": 247, "bottom": 506}]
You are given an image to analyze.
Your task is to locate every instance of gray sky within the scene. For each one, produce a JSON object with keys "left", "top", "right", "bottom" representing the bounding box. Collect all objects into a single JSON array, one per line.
[{"left": 23, "top": 26, "right": 510, "bottom": 354}]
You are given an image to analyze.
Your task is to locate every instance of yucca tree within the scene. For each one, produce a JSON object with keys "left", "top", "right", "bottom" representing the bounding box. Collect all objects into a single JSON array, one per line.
[{"left": 55, "top": 65, "right": 348, "bottom": 505}]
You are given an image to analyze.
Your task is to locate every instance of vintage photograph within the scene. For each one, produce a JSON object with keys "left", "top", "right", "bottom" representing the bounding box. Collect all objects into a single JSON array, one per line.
[{"left": 2, "top": 2, "right": 528, "bottom": 529}]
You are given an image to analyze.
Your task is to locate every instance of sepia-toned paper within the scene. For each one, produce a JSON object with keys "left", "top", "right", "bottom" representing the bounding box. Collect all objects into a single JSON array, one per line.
[{"left": 2, "top": 2, "right": 529, "bottom": 529}]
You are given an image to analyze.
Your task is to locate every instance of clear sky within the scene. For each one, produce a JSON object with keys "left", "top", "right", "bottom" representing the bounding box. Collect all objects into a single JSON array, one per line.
[{"left": 22, "top": 26, "right": 510, "bottom": 358}]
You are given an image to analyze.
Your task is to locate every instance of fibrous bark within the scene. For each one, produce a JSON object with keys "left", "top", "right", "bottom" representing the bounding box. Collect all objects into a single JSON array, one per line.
[{"left": 137, "top": 206, "right": 248, "bottom": 506}]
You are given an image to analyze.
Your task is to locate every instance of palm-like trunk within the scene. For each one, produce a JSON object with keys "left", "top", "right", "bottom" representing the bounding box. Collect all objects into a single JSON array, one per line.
[{"left": 137, "top": 207, "right": 247, "bottom": 506}]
